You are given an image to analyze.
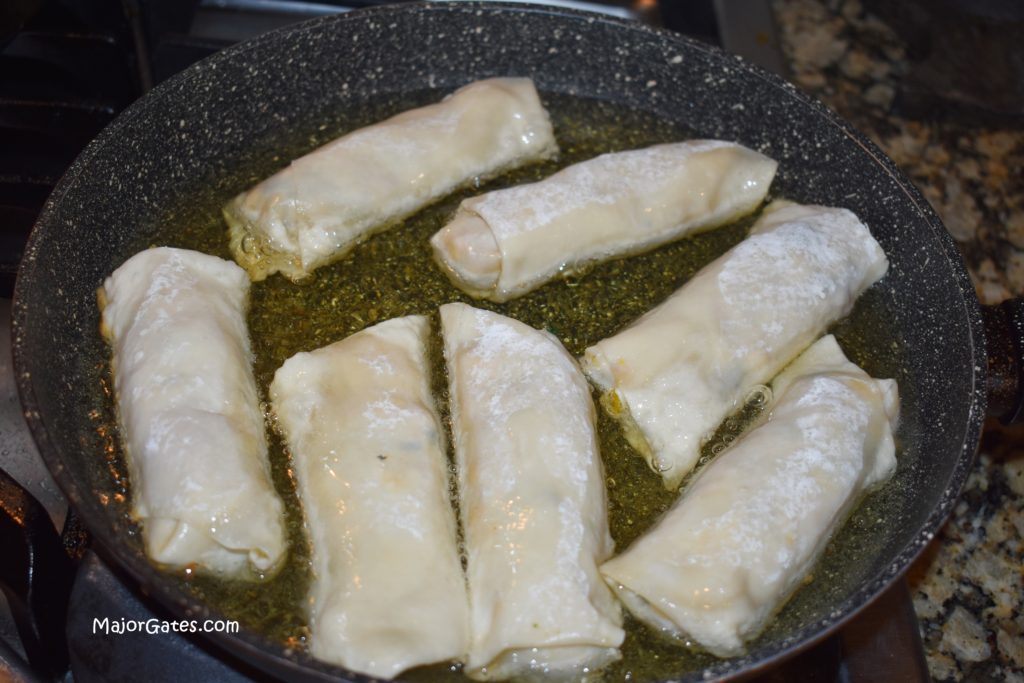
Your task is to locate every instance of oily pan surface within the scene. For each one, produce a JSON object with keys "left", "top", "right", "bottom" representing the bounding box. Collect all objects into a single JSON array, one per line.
[{"left": 13, "top": 4, "right": 983, "bottom": 681}]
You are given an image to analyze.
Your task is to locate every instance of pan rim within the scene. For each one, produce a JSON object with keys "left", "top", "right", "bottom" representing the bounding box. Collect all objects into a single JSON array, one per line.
[{"left": 11, "top": 2, "right": 986, "bottom": 680}]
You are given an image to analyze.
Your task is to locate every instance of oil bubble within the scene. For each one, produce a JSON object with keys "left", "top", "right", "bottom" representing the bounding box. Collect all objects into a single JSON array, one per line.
[{"left": 745, "top": 384, "right": 772, "bottom": 408}]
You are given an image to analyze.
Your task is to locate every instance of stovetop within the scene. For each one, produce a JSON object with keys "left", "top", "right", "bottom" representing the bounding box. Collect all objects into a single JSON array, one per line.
[{"left": 0, "top": 1, "right": 933, "bottom": 681}]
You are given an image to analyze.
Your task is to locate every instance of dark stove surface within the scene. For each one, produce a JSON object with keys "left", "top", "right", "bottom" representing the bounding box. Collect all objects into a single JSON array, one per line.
[{"left": 0, "top": 1, "right": 931, "bottom": 681}]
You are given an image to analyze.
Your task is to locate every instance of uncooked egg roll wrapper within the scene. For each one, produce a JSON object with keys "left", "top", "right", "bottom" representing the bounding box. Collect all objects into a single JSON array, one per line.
[
  {"left": 99, "top": 246, "right": 286, "bottom": 577},
  {"left": 601, "top": 335, "right": 899, "bottom": 657},
  {"left": 583, "top": 201, "right": 888, "bottom": 489},
  {"left": 270, "top": 315, "right": 469, "bottom": 679}
]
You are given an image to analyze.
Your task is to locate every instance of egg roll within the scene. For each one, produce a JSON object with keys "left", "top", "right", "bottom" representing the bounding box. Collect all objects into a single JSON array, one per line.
[
  {"left": 431, "top": 140, "right": 777, "bottom": 302},
  {"left": 269, "top": 316, "right": 469, "bottom": 678},
  {"left": 99, "top": 247, "right": 286, "bottom": 576},
  {"left": 582, "top": 201, "right": 889, "bottom": 488},
  {"left": 601, "top": 335, "right": 899, "bottom": 656},
  {"left": 440, "top": 302, "right": 623, "bottom": 680},
  {"left": 225, "top": 77, "right": 558, "bottom": 282}
]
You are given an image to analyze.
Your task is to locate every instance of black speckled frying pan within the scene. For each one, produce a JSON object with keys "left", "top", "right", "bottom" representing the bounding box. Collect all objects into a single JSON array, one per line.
[{"left": 9, "top": 3, "right": 1016, "bottom": 681}]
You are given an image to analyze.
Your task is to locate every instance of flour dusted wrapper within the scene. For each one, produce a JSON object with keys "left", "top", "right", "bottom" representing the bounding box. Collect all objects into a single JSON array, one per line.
[
  {"left": 226, "top": 77, "right": 557, "bottom": 281},
  {"left": 431, "top": 140, "right": 776, "bottom": 302},
  {"left": 583, "top": 201, "right": 889, "bottom": 488},
  {"left": 441, "top": 302, "right": 623, "bottom": 680},
  {"left": 602, "top": 335, "right": 899, "bottom": 656},
  {"left": 99, "top": 247, "right": 286, "bottom": 576},
  {"left": 270, "top": 316, "right": 469, "bottom": 678}
]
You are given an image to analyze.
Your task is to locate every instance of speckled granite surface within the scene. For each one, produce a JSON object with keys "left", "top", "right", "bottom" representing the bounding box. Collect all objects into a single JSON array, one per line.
[{"left": 772, "top": 0, "right": 1024, "bottom": 680}]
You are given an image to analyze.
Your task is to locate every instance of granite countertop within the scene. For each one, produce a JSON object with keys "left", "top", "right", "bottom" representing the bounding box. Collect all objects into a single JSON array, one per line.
[{"left": 772, "top": 0, "right": 1024, "bottom": 680}]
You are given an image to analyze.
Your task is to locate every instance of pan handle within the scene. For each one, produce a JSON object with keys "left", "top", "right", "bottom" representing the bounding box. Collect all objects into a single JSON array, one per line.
[
  {"left": 982, "top": 298, "right": 1024, "bottom": 423},
  {"left": 0, "top": 467, "right": 73, "bottom": 678}
]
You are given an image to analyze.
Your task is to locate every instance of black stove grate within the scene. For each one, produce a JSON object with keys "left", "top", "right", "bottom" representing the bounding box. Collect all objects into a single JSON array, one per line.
[{"left": 0, "top": 2, "right": 139, "bottom": 296}]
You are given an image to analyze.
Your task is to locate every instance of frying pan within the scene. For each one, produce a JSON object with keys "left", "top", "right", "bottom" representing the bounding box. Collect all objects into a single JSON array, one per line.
[{"left": 6, "top": 2, "right": 1017, "bottom": 681}]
